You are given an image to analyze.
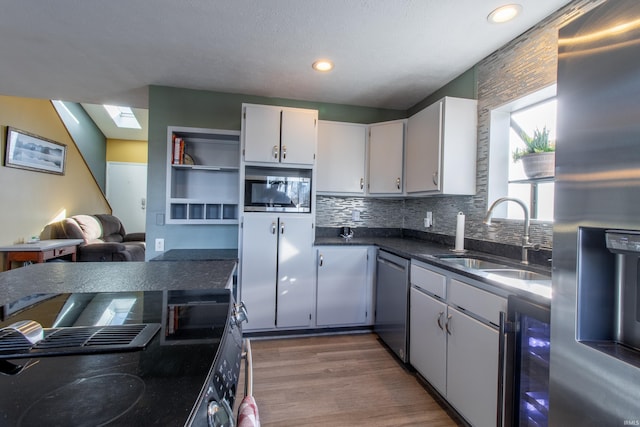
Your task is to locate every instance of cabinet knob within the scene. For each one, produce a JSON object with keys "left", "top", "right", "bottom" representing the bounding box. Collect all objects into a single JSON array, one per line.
[
  {"left": 319, "top": 254, "right": 324, "bottom": 267},
  {"left": 360, "top": 178, "right": 364, "bottom": 190},
  {"left": 271, "top": 222, "right": 277, "bottom": 234},
  {"left": 437, "top": 311, "right": 444, "bottom": 331},
  {"left": 273, "top": 145, "right": 279, "bottom": 159},
  {"left": 280, "top": 222, "right": 285, "bottom": 234},
  {"left": 282, "top": 145, "right": 287, "bottom": 160},
  {"left": 396, "top": 177, "right": 401, "bottom": 190},
  {"left": 432, "top": 171, "right": 439, "bottom": 186}
]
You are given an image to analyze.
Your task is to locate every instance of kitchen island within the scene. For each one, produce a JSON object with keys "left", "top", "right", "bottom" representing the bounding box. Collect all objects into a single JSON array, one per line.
[
  {"left": 0, "top": 260, "right": 237, "bottom": 306},
  {"left": 0, "top": 259, "right": 242, "bottom": 426}
]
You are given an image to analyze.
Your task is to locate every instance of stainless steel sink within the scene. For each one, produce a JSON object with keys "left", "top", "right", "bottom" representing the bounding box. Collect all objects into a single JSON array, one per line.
[
  {"left": 482, "top": 269, "right": 550, "bottom": 281},
  {"left": 434, "top": 255, "right": 550, "bottom": 281},
  {"left": 439, "top": 257, "right": 510, "bottom": 270}
]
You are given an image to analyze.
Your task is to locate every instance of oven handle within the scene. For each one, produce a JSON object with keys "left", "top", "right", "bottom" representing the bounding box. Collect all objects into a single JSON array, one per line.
[{"left": 242, "top": 338, "right": 254, "bottom": 397}]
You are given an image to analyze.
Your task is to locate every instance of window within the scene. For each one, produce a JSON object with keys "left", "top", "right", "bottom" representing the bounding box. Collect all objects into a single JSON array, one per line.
[
  {"left": 488, "top": 85, "right": 556, "bottom": 222},
  {"left": 507, "top": 98, "right": 556, "bottom": 221},
  {"left": 103, "top": 105, "right": 141, "bottom": 129}
]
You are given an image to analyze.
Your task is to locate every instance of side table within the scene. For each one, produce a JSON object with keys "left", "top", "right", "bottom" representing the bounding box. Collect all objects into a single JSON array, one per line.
[{"left": 0, "top": 239, "right": 85, "bottom": 270}]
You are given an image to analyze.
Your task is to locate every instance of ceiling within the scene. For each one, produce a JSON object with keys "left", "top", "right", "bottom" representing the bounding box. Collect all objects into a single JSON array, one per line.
[{"left": 1, "top": 0, "right": 572, "bottom": 138}]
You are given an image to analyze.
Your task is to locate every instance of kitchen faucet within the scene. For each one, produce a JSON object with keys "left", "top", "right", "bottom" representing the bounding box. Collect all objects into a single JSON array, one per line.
[{"left": 484, "top": 197, "right": 540, "bottom": 264}]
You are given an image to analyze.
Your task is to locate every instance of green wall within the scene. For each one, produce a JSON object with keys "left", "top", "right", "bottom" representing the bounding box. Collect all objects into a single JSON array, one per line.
[
  {"left": 145, "top": 86, "right": 406, "bottom": 258},
  {"left": 52, "top": 100, "right": 107, "bottom": 192},
  {"left": 407, "top": 66, "right": 477, "bottom": 116},
  {"left": 145, "top": 75, "right": 477, "bottom": 258}
]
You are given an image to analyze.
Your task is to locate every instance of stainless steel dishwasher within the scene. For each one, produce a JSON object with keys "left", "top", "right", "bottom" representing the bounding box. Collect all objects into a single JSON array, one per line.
[{"left": 374, "top": 249, "right": 410, "bottom": 362}]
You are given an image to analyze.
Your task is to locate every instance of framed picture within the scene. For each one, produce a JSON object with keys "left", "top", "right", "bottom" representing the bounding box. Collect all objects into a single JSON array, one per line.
[{"left": 4, "top": 127, "right": 67, "bottom": 175}]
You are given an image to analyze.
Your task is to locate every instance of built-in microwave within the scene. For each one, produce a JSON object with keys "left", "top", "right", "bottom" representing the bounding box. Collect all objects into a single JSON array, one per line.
[{"left": 244, "top": 166, "right": 312, "bottom": 213}]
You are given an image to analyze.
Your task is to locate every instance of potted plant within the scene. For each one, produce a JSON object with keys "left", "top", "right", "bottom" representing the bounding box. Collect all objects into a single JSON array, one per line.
[{"left": 512, "top": 126, "right": 555, "bottom": 179}]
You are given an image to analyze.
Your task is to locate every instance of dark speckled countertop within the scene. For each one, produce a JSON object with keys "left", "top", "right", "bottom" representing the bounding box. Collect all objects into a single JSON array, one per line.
[
  {"left": 315, "top": 236, "right": 552, "bottom": 303},
  {"left": 0, "top": 260, "right": 237, "bottom": 306},
  {"left": 151, "top": 249, "right": 238, "bottom": 261}
]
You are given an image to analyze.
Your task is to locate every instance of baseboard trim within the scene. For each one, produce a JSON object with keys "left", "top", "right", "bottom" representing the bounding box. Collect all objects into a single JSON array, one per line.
[{"left": 244, "top": 325, "right": 373, "bottom": 340}]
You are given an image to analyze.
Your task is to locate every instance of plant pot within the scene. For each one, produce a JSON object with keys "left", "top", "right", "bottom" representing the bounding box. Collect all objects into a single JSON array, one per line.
[{"left": 521, "top": 152, "right": 555, "bottom": 179}]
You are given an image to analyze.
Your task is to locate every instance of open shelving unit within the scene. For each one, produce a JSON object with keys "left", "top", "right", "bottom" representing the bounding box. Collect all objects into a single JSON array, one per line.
[{"left": 166, "top": 126, "right": 240, "bottom": 225}]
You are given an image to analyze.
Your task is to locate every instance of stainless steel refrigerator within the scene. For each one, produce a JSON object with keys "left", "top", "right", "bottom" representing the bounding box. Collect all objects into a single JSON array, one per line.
[{"left": 552, "top": 0, "right": 640, "bottom": 425}]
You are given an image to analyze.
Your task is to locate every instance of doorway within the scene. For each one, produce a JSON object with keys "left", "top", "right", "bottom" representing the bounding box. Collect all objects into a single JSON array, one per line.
[{"left": 106, "top": 162, "right": 147, "bottom": 233}]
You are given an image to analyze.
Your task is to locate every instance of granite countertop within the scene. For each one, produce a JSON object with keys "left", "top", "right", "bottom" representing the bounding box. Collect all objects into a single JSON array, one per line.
[
  {"left": 315, "top": 236, "right": 552, "bottom": 303},
  {"left": 0, "top": 260, "right": 237, "bottom": 306},
  {"left": 151, "top": 249, "right": 238, "bottom": 261}
]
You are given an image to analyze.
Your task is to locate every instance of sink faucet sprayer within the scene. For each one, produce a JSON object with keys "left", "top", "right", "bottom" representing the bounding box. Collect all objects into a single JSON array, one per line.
[{"left": 484, "top": 197, "right": 540, "bottom": 264}]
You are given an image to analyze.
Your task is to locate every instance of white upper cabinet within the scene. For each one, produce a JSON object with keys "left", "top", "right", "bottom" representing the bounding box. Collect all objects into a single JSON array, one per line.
[
  {"left": 242, "top": 104, "right": 317, "bottom": 165},
  {"left": 405, "top": 97, "right": 477, "bottom": 195},
  {"left": 368, "top": 120, "right": 404, "bottom": 195},
  {"left": 316, "top": 121, "right": 367, "bottom": 195}
]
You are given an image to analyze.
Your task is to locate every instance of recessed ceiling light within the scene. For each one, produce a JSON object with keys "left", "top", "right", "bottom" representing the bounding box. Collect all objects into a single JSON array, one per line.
[
  {"left": 488, "top": 4, "right": 522, "bottom": 24},
  {"left": 312, "top": 59, "right": 334, "bottom": 72}
]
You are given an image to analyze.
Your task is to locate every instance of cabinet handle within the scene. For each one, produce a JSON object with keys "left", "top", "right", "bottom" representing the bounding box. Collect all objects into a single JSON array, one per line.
[
  {"left": 280, "top": 222, "right": 285, "bottom": 234},
  {"left": 271, "top": 222, "right": 277, "bottom": 234},
  {"left": 437, "top": 311, "right": 444, "bottom": 331},
  {"left": 396, "top": 177, "right": 401, "bottom": 190},
  {"left": 273, "top": 145, "right": 279, "bottom": 159},
  {"left": 319, "top": 254, "right": 324, "bottom": 267},
  {"left": 445, "top": 314, "right": 452, "bottom": 335},
  {"left": 360, "top": 178, "right": 364, "bottom": 190},
  {"left": 497, "top": 311, "right": 508, "bottom": 427},
  {"left": 282, "top": 145, "right": 287, "bottom": 160},
  {"left": 432, "top": 171, "right": 439, "bottom": 186}
]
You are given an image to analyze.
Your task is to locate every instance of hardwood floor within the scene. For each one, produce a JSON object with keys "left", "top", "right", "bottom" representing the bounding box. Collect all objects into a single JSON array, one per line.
[{"left": 235, "top": 333, "right": 463, "bottom": 427}]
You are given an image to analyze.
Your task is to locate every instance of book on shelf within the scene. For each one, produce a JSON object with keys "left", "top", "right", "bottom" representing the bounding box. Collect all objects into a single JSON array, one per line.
[{"left": 172, "top": 135, "right": 185, "bottom": 164}]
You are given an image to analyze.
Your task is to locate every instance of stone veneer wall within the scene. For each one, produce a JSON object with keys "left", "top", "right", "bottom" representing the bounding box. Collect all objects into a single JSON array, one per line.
[{"left": 316, "top": 0, "right": 603, "bottom": 250}]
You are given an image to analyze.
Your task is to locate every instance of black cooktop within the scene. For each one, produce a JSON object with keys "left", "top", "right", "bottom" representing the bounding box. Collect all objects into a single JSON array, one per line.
[{"left": 0, "top": 289, "right": 236, "bottom": 426}]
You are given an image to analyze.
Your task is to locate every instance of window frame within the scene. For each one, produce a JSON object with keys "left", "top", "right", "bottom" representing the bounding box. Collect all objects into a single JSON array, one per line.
[{"left": 488, "top": 84, "right": 556, "bottom": 222}]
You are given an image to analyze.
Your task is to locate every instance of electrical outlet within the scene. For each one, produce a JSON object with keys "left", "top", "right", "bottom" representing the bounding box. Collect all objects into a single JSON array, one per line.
[
  {"left": 155, "top": 238, "right": 164, "bottom": 252},
  {"left": 352, "top": 209, "right": 361, "bottom": 221},
  {"left": 424, "top": 212, "right": 433, "bottom": 228}
]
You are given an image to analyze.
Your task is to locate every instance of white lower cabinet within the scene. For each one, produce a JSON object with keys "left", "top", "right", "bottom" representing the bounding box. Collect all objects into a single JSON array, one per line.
[
  {"left": 316, "top": 246, "right": 372, "bottom": 326},
  {"left": 410, "top": 287, "right": 447, "bottom": 395},
  {"left": 240, "top": 214, "right": 315, "bottom": 331},
  {"left": 410, "top": 261, "right": 506, "bottom": 427},
  {"left": 446, "top": 306, "right": 500, "bottom": 427}
]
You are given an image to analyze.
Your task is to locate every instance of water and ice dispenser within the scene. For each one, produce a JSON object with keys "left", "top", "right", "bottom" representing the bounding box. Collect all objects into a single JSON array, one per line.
[
  {"left": 577, "top": 228, "right": 640, "bottom": 365},
  {"left": 605, "top": 230, "right": 640, "bottom": 350}
]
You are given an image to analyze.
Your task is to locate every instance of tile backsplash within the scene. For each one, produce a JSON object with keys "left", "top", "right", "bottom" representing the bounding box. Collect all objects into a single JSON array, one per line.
[
  {"left": 316, "top": 196, "right": 404, "bottom": 229},
  {"left": 316, "top": 195, "right": 553, "bottom": 250}
]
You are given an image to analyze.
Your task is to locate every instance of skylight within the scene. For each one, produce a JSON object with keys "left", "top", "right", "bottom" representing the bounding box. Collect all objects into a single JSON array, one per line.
[
  {"left": 95, "top": 297, "right": 137, "bottom": 326},
  {"left": 103, "top": 105, "right": 141, "bottom": 129}
]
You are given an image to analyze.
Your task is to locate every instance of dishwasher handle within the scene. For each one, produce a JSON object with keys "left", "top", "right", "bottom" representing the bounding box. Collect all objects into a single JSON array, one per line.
[{"left": 376, "top": 255, "right": 408, "bottom": 271}]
